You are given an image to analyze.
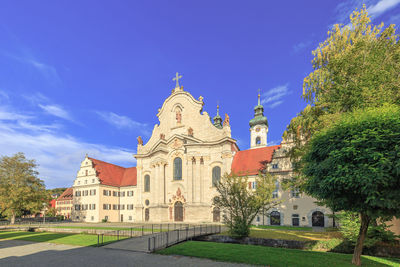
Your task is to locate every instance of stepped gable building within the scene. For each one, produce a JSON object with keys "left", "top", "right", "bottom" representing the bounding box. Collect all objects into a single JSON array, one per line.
[
  {"left": 55, "top": 187, "right": 73, "bottom": 219},
  {"left": 71, "top": 74, "right": 333, "bottom": 227}
]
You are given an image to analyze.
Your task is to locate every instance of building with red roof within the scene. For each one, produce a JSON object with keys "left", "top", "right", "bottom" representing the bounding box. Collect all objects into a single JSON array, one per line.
[
  {"left": 56, "top": 187, "right": 73, "bottom": 219},
  {"left": 71, "top": 79, "right": 332, "bottom": 227}
]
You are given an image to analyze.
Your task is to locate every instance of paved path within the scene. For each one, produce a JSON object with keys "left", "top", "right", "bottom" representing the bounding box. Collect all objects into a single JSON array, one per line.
[
  {"left": 104, "top": 226, "right": 218, "bottom": 252},
  {"left": 0, "top": 240, "right": 250, "bottom": 267}
]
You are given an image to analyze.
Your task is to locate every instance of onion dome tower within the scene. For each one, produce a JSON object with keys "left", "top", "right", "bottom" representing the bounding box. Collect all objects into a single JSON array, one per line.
[
  {"left": 249, "top": 91, "right": 268, "bottom": 148},
  {"left": 213, "top": 104, "right": 223, "bottom": 129}
]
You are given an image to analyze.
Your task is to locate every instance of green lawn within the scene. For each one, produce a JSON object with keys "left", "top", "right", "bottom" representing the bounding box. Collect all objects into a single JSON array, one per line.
[
  {"left": 158, "top": 241, "right": 400, "bottom": 267},
  {"left": 49, "top": 225, "right": 158, "bottom": 231},
  {"left": 0, "top": 231, "right": 126, "bottom": 246},
  {"left": 252, "top": 225, "right": 312, "bottom": 231},
  {"left": 221, "top": 228, "right": 342, "bottom": 242}
]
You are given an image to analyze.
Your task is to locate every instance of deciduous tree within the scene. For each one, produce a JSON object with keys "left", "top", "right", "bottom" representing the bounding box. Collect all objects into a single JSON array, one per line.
[
  {"left": 0, "top": 152, "right": 48, "bottom": 224},
  {"left": 213, "top": 172, "right": 279, "bottom": 238},
  {"left": 301, "top": 105, "right": 400, "bottom": 265}
]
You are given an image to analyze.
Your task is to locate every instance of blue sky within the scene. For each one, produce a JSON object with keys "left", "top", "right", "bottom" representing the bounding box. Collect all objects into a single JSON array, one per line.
[{"left": 1, "top": 0, "right": 399, "bottom": 188}]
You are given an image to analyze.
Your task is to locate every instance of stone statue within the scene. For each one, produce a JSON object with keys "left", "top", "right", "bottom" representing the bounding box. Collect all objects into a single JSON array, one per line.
[
  {"left": 160, "top": 133, "right": 165, "bottom": 140},
  {"left": 223, "top": 113, "right": 230, "bottom": 126},
  {"left": 176, "top": 110, "right": 182, "bottom": 123},
  {"left": 188, "top": 127, "right": 193, "bottom": 136},
  {"left": 137, "top": 136, "right": 143, "bottom": 145}
]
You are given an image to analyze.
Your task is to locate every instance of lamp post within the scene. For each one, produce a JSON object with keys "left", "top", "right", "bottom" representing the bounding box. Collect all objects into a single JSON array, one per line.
[{"left": 43, "top": 203, "right": 47, "bottom": 224}]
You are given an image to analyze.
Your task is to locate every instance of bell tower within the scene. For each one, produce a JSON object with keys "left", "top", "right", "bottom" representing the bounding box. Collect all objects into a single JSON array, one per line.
[{"left": 249, "top": 90, "right": 268, "bottom": 148}]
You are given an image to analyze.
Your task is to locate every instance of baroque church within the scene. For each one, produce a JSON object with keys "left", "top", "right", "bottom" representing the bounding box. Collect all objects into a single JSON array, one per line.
[{"left": 69, "top": 74, "right": 333, "bottom": 227}]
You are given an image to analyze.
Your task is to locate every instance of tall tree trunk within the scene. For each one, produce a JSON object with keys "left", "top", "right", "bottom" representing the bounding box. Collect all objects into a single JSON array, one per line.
[
  {"left": 11, "top": 211, "right": 16, "bottom": 224},
  {"left": 352, "top": 213, "right": 370, "bottom": 266}
]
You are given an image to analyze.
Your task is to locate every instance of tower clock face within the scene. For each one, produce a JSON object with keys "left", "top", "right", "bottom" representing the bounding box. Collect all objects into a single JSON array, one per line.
[{"left": 256, "top": 128, "right": 260, "bottom": 132}]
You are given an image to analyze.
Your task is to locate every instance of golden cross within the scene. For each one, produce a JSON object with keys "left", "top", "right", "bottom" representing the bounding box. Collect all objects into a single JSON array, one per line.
[{"left": 173, "top": 72, "right": 182, "bottom": 88}]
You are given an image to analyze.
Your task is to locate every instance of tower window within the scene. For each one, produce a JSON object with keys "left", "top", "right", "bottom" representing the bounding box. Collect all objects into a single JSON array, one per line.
[{"left": 256, "top": 137, "right": 261, "bottom": 145}]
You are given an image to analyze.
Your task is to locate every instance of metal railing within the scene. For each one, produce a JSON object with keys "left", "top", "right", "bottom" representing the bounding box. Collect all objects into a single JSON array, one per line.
[
  {"left": 95, "top": 223, "right": 195, "bottom": 247},
  {"left": 147, "top": 224, "right": 221, "bottom": 252}
]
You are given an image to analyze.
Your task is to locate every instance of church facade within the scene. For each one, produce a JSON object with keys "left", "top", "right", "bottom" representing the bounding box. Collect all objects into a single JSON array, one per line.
[{"left": 70, "top": 76, "right": 333, "bottom": 227}]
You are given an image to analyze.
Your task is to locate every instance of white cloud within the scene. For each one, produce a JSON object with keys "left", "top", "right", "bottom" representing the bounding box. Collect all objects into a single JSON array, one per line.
[
  {"left": 368, "top": 0, "right": 400, "bottom": 18},
  {"left": 334, "top": 0, "right": 400, "bottom": 24},
  {"left": 292, "top": 41, "right": 312, "bottom": 53},
  {"left": 96, "top": 111, "right": 150, "bottom": 135},
  {"left": 261, "top": 84, "right": 291, "bottom": 108},
  {"left": 39, "top": 104, "right": 73, "bottom": 121},
  {"left": 0, "top": 108, "right": 136, "bottom": 188}
]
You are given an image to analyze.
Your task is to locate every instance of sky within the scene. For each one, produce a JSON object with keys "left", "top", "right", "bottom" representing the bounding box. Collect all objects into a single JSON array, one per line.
[{"left": 0, "top": 0, "right": 399, "bottom": 188}]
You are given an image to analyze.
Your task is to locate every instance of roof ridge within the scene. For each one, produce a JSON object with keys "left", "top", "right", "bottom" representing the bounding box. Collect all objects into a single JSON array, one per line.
[{"left": 88, "top": 157, "right": 132, "bottom": 170}]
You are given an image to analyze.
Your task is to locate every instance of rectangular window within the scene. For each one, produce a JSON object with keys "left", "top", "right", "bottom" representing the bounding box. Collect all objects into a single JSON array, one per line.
[
  {"left": 75, "top": 204, "right": 81, "bottom": 210},
  {"left": 113, "top": 204, "right": 118, "bottom": 210},
  {"left": 272, "top": 163, "right": 279, "bottom": 169},
  {"left": 291, "top": 188, "right": 300, "bottom": 198},
  {"left": 113, "top": 191, "right": 118, "bottom": 197},
  {"left": 121, "top": 191, "right": 125, "bottom": 197},
  {"left": 93, "top": 204, "right": 96, "bottom": 210},
  {"left": 120, "top": 204, "right": 125, "bottom": 210},
  {"left": 272, "top": 181, "right": 279, "bottom": 198},
  {"left": 252, "top": 181, "right": 257, "bottom": 189},
  {"left": 129, "top": 216, "right": 132, "bottom": 221}
]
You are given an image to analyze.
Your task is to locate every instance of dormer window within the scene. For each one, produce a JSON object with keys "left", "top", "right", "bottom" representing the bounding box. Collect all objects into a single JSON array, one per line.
[{"left": 272, "top": 163, "right": 279, "bottom": 169}]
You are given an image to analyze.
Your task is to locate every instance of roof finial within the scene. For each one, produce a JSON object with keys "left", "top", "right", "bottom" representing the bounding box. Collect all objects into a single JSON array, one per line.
[
  {"left": 85, "top": 153, "right": 88, "bottom": 158},
  {"left": 217, "top": 101, "right": 220, "bottom": 116},
  {"left": 172, "top": 72, "right": 182, "bottom": 89},
  {"left": 258, "top": 89, "right": 261, "bottom": 106}
]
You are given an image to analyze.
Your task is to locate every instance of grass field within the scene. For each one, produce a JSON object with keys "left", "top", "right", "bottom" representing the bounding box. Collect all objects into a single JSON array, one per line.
[
  {"left": 0, "top": 231, "right": 127, "bottom": 246},
  {"left": 158, "top": 241, "right": 400, "bottom": 267},
  {"left": 252, "top": 225, "right": 313, "bottom": 231},
  {"left": 221, "top": 228, "right": 342, "bottom": 241}
]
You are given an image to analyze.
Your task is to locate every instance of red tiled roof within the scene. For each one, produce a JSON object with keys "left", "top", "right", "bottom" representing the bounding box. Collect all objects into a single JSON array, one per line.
[
  {"left": 88, "top": 157, "right": 137, "bottom": 187},
  {"left": 231, "top": 145, "right": 281, "bottom": 176},
  {"left": 57, "top": 187, "right": 73, "bottom": 201}
]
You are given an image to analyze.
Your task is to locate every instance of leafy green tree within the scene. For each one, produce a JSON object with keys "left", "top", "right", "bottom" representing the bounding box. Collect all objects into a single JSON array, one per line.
[
  {"left": 284, "top": 6, "right": 400, "bottom": 187},
  {"left": 301, "top": 105, "right": 400, "bottom": 265},
  {"left": 213, "top": 172, "right": 279, "bottom": 238},
  {"left": 0, "top": 152, "right": 49, "bottom": 224}
]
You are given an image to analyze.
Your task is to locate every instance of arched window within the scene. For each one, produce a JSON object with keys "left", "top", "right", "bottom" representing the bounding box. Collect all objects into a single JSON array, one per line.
[
  {"left": 144, "top": 175, "right": 150, "bottom": 192},
  {"left": 173, "top": 157, "right": 182, "bottom": 180},
  {"left": 270, "top": 211, "right": 281, "bottom": 225},
  {"left": 212, "top": 166, "right": 221, "bottom": 187},
  {"left": 256, "top": 137, "right": 261, "bottom": 145}
]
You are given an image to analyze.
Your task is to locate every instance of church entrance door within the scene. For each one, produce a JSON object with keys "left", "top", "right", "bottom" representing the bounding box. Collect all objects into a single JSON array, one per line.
[{"left": 174, "top": 201, "right": 183, "bottom": 222}]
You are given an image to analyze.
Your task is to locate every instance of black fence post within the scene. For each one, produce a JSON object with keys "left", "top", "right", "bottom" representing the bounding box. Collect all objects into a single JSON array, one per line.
[
  {"left": 148, "top": 237, "right": 151, "bottom": 251},
  {"left": 219, "top": 224, "right": 221, "bottom": 233},
  {"left": 152, "top": 224, "right": 154, "bottom": 234},
  {"left": 130, "top": 228, "right": 133, "bottom": 238},
  {"left": 200, "top": 225, "right": 202, "bottom": 235},
  {"left": 153, "top": 236, "right": 156, "bottom": 252},
  {"left": 160, "top": 224, "right": 162, "bottom": 233},
  {"left": 142, "top": 225, "right": 144, "bottom": 236},
  {"left": 186, "top": 227, "right": 188, "bottom": 240},
  {"left": 117, "top": 230, "right": 119, "bottom": 241},
  {"left": 177, "top": 229, "right": 180, "bottom": 241},
  {"left": 166, "top": 231, "right": 169, "bottom": 247},
  {"left": 167, "top": 223, "right": 169, "bottom": 232},
  {"left": 101, "top": 234, "right": 104, "bottom": 245},
  {"left": 97, "top": 234, "right": 99, "bottom": 247}
]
